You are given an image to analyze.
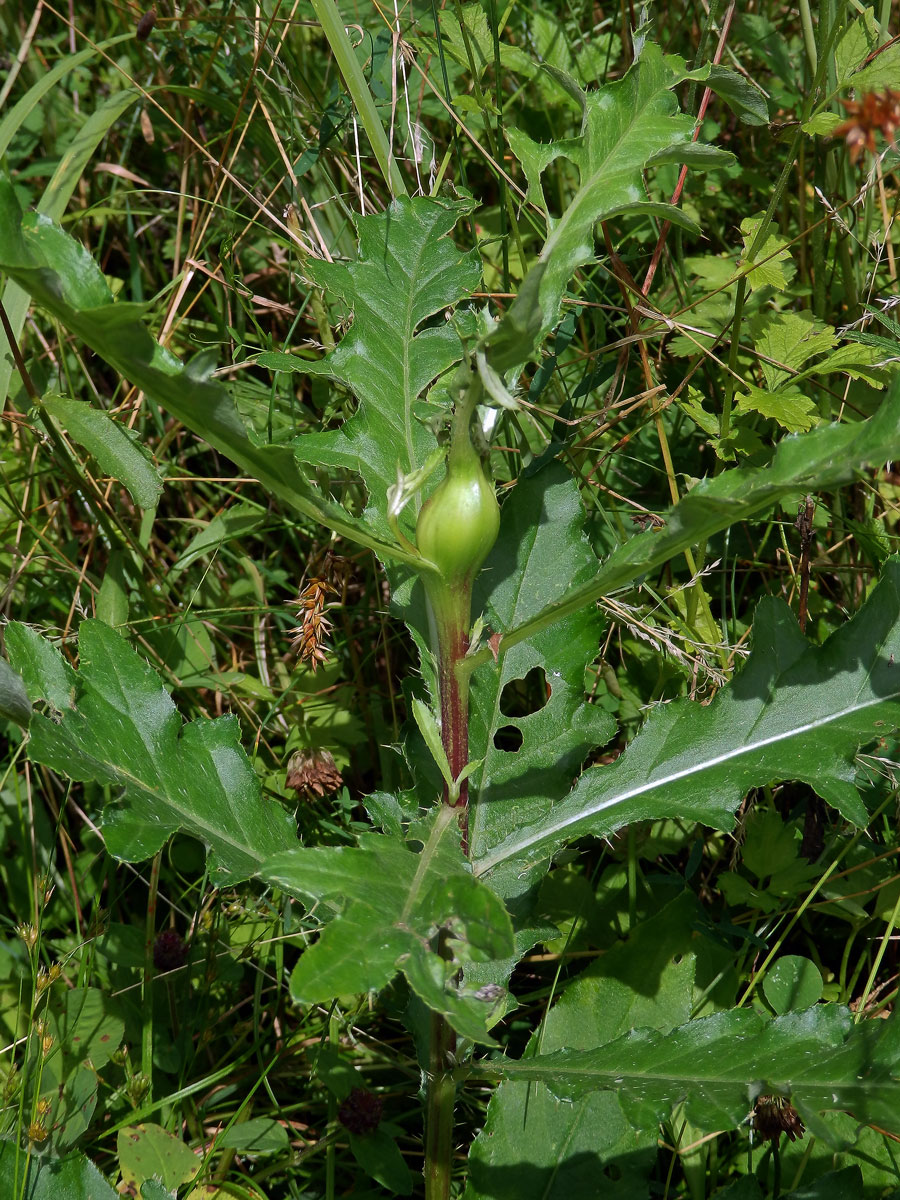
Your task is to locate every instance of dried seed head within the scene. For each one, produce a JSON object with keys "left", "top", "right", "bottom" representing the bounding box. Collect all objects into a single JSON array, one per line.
[
  {"left": 289, "top": 562, "right": 341, "bottom": 673},
  {"left": 286, "top": 748, "right": 344, "bottom": 800},
  {"left": 752, "top": 1094, "right": 805, "bottom": 1143}
]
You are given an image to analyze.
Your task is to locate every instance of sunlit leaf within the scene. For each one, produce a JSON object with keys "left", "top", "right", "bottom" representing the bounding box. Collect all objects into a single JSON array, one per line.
[
  {"left": 261, "top": 807, "right": 514, "bottom": 1043},
  {"left": 274, "top": 195, "right": 481, "bottom": 540},
  {"left": 475, "top": 559, "right": 900, "bottom": 888},
  {"left": 41, "top": 394, "right": 162, "bottom": 510},
  {"left": 489, "top": 45, "right": 745, "bottom": 360},
  {"left": 465, "top": 892, "right": 701, "bottom": 1200},
  {"left": 6, "top": 620, "right": 296, "bottom": 884},
  {"left": 0, "top": 175, "right": 417, "bottom": 568},
  {"left": 739, "top": 213, "right": 795, "bottom": 291},
  {"left": 734, "top": 384, "right": 818, "bottom": 432},
  {"left": 487, "top": 381, "right": 900, "bottom": 654}
]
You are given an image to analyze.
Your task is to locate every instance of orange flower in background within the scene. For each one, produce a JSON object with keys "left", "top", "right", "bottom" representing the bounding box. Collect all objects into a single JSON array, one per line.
[{"left": 832, "top": 89, "right": 900, "bottom": 163}]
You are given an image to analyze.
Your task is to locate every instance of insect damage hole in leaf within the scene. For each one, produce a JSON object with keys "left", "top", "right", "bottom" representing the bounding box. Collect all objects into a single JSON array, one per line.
[
  {"left": 498, "top": 666, "right": 550, "bottom": 718},
  {"left": 493, "top": 726, "right": 524, "bottom": 753}
]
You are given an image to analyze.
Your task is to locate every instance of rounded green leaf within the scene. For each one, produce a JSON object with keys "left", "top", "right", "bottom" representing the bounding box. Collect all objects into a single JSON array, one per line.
[
  {"left": 763, "top": 956, "right": 824, "bottom": 1014},
  {"left": 117, "top": 1123, "right": 198, "bottom": 1192}
]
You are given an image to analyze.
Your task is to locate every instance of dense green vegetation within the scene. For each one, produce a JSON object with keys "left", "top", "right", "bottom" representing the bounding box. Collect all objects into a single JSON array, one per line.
[{"left": 1, "top": 0, "right": 900, "bottom": 1196}]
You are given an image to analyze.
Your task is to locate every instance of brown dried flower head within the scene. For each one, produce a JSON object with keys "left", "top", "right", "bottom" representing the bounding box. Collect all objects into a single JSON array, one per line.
[
  {"left": 832, "top": 89, "right": 900, "bottom": 163},
  {"left": 752, "top": 1094, "right": 805, "bottom": 1143},
  {"left": 286, "top": 748, "right": 344, "bottom": 800}
]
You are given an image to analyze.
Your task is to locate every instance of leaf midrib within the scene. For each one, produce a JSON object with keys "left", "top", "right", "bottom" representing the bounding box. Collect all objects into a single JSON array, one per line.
[{"left": 475, "top": 680, "right": 900, "bottom": 874}]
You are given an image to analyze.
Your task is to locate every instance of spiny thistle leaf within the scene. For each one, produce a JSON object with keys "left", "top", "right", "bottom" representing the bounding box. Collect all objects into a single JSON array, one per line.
[
  {"left": 474, "top": 558, "right": 900, "bottom": 892},
  {"left": 6, "top": 621, "right": 296, "bottom": 884},
  {"left": 473, "top": 1004, "right": 900, "bottom": 1146},
  {"left": 263, "top": 195, "right": 482, "bottom": 540}
]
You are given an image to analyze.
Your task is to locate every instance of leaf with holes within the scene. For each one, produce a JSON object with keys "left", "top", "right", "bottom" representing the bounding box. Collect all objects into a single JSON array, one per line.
[
  {"left": 473, "top": 557, "right": 900, "bottom": 890},
  {"left": 469, "top": 465, "right": 614, "bottom": 901}
]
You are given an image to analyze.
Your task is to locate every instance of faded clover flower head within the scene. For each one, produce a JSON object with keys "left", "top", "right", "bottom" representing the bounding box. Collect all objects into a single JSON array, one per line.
[{"left": 286, "top": 748, "right": 343, "bottom": 800}]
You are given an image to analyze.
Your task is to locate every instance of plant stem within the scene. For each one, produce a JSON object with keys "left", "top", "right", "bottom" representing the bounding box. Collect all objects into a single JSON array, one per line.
[
  {"left": 432, "top": 588, "right": 472, "bottom": 840},
  {"left": 420, "top": 379, "right": 489, "bottom": 1197},
  {"left": 424, "top": 1007, "right": 457, "bottom": 1200},
  {"left": 422, "top": 375, "right": 486, "bottom": 849},
  {"left": 141, "top": 851, "right": 161, "bottom": 1106}
]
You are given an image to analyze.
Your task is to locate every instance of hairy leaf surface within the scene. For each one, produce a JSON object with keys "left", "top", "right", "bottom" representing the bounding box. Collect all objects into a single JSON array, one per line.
[
  {"left": 6, "top": 621, "right": 295, "bottom": 884},
  {"left": 261, "top": 807, "right": 514, "bottom": 1043},
  {"left": 465, "top": 892, "right": 701, "bottom": 1199}
]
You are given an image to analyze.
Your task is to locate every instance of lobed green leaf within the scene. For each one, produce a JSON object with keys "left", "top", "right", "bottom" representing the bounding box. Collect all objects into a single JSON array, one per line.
[{"left": 6, "top": 620, "right": 296, "bottom": 884}]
